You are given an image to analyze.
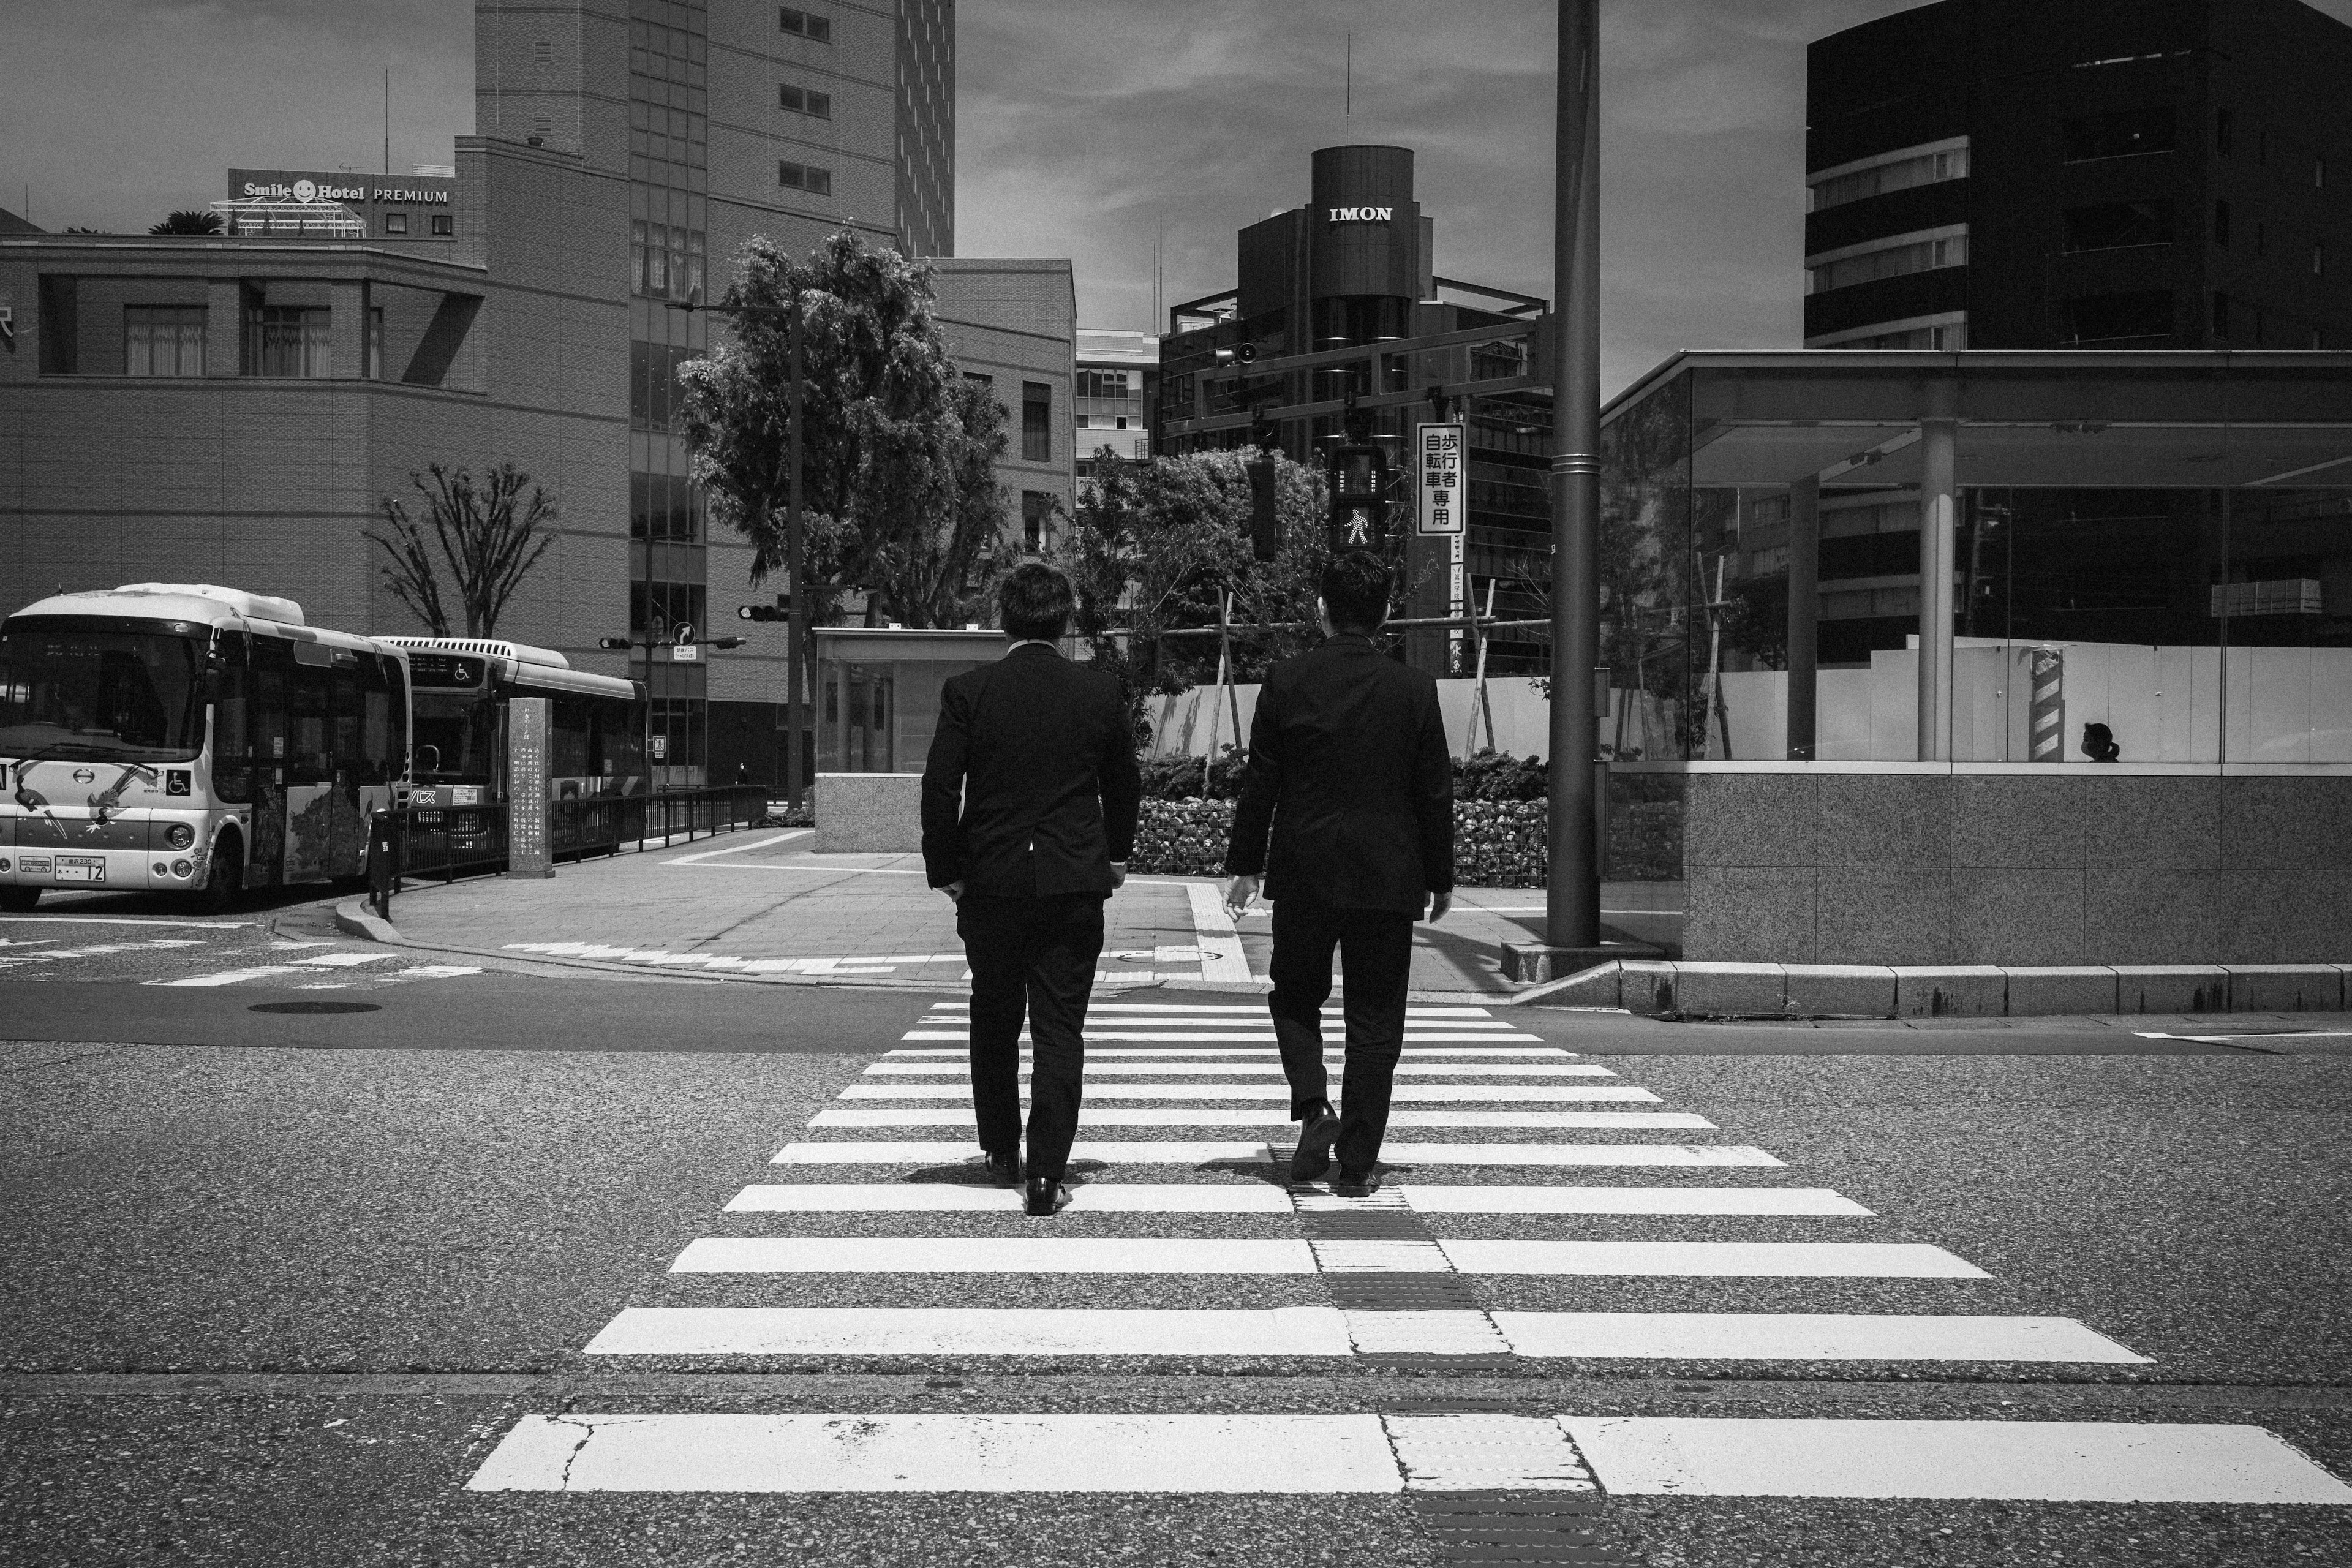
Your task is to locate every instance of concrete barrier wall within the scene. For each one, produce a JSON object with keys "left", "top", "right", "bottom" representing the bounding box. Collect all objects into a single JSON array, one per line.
[
  {"left": 1683, "top": 770, "right": 2352, "bottom": 965},
  {"left": 814, "top": 772, "right": 924, "bottom": 853}
]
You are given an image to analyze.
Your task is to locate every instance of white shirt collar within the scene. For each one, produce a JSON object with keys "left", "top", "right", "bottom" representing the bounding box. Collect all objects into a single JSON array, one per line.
[{"left": 1008, "top": 639, "right": 1061, "bottom": 653}]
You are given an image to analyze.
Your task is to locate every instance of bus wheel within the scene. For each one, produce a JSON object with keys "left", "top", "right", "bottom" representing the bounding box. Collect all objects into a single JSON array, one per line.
[
  {"left": 0, "top": 886, "right": 37, "bottom": 913},
  {"left": 193, "top": 835, "right": 244, "bottom": 914}
]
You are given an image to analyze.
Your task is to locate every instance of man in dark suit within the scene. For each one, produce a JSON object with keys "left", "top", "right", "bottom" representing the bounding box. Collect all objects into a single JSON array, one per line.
[
  {"left": 922, "top": 560, "right": 1142, "bottom": 1216},
  {"left": 1223, "top": 553, "right": 1453, "bottom": 1196}
]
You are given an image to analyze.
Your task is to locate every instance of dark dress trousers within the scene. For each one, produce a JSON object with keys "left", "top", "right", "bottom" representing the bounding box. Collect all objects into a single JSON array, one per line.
[
  {"left": 921, "top": 643, "right": 1142, "bottom": 1181},
  {"left": 1224, "top": 633, "right": 1453, "bottom": 1173}
]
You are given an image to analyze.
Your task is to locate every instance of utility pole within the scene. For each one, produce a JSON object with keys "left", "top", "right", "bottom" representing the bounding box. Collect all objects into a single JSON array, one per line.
[
  {"left": 785, "top": 290, "right": 808, "bottom": 812},
  {"left": 1544, "top": 0, "right": 1603, "bottom": 962}
]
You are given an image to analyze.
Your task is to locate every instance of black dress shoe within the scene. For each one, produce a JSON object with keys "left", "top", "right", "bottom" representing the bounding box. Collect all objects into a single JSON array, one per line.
[
  {"left": 984, "top": 1151, "right": 1023, "bottom": 1188},
  {"left": 1332, "top": 1167, "right": 1381, "bottom": 1197},
  {"left": 1023, "top": 1175, "right": 1069, "bottom": 1216},
  {"left": 1289, "top": 1103, "right": 1342, "bottom": 1182}
]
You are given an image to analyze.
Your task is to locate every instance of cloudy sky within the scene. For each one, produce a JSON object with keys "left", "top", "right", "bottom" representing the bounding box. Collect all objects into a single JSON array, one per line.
[{"left": 10, "top": 1, "right": 2350, "bottom": 394}]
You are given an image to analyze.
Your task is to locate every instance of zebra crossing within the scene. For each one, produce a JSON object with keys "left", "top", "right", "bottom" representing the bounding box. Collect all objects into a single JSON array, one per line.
[
  {"left": 0, "top": 922, "right": 483, "bottom": 987},
  {"left": 467, "top": 998, "right": 2352, "bottom": 1511}
]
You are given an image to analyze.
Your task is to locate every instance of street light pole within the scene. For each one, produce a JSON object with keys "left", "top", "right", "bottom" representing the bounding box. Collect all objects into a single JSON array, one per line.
[
  {"left": 1545, "top": 0, "right": 1603, "bottom": 954},
  {"left": 785, "top": 290, "right": 807, "bottom": 813}
]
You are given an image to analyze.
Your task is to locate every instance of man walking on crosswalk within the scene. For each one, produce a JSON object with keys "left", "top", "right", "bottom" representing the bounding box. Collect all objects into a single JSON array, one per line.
[
  {"left": 922, "top": 560, "right": 1143, "bottom": 1216},
  {"left": 1222, "top": 553, "right": 1454, "bottom": 1196}
]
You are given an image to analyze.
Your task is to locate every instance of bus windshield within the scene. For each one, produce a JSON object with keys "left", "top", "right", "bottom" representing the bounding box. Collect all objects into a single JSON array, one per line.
[{"left": 0, "top": 621, "right": 206, "bottom": 763}]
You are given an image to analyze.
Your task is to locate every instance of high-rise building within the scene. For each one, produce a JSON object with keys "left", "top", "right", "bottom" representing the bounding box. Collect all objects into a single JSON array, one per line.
[{"left": 1806, "top": 0, "right": 2352, "bottom": 351}]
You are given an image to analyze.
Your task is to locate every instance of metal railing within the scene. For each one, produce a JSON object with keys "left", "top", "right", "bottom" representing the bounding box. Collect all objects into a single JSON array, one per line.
[{"left": 366, "top": 785, "right": 772, "bottom": 919}]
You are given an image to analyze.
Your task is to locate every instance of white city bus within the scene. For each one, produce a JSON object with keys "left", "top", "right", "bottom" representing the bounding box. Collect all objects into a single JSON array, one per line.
[
  {"left": 380, "top": 637, "right": 646, "bottom": 856},
  {"left": 0, "top": 584, "right": 412, "bottom": 912}
]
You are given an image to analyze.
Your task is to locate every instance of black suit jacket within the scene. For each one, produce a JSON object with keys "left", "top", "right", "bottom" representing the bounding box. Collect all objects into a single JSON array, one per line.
[
  {"left": 1224, "top": 633, "right": 1454, "bottom": 914},
  {"left": 921, "top": 643, "right": 1142, "bottom": 898}
]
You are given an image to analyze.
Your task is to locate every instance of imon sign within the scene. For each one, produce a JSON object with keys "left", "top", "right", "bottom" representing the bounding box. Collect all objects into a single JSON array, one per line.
[
  {"left": 1327, "top": 206, "right": 1395, "bottom": 222},
  {"left": 1416, "top": 423, "right": 1464, "bottom": 535}
]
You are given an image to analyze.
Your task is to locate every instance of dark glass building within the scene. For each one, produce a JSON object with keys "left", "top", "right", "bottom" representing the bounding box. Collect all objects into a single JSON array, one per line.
[{"left": 1806, "top": 0, "right": 2352, "bottom": 352}]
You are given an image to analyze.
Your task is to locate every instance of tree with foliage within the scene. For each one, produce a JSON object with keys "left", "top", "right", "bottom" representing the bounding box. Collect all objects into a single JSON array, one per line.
[
  {"left": 149, "top": 210, "right": 224, "bottom": 236},
  {"left": 677, "top": 231, "right": 1012, "bottom": 628},
  {"left": 366, "top": 463, "right": 558, "bottom": 638},
  {"left": 1054, "top": 447, "right": 1343, "bottom": 729}
]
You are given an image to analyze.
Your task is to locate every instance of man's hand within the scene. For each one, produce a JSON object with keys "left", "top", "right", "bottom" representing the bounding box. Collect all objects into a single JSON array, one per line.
[
  {"left": 940, "top": 880, "right": 965, "bottom": 903},
  {"left": 1224, "top": 874, "right": 1260, "bottom": 920},
  {"left": 1110, "top": 861, "right": 1128, "bottom": 890},
  {"left": 1425, "top": 890, "right": 1452, "bottom": 923}
]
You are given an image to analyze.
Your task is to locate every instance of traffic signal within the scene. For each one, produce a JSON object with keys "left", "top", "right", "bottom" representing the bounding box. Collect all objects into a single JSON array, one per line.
[
  {"left": 597, "top": 636, "right": 632, "bottom": 650},
  {"left": 707, "top": 636, "right": 748, "bottom": 650},
  {"left": 1327, "top": 440, "right": 1390, "bottom": 554},
  {"left": 738, "top": 603, "right": 787, "bottom": 622}
]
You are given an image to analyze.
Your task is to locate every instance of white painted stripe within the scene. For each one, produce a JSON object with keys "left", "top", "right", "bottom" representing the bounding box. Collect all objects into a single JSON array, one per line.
[
  {"left": 896, "top": 1031, "right": 1545, "bottom": 1043},
  {"left": 469, "top": 1413, "right": 1404, "bottom": 1493},
  {"left": 1493, "top": 1313, "right": 2149, "bottom": 1363},
  {"left": 1346, "top": 1310, "right": 1512, "bottom": 1355},
  {"left": 1185, "top": 882, "right": 1254, "bottom": 982},
  {"left": 287, "top": 951, "right": 404, "bottom": 968},
  {"left": 0, "top": 915, "right": 250, "bottom": 927},
  {"left": 864, "top": 1061, "right": 1608, "bottom": 1076},
  {"left": 1561, "top": 1417, "right": 2352, "bottom": 1503},
  {"left": 723, "top": 1183, "right": 1294, "bottom": 1213},
  {"left": 1387, "top": 1414, "right": 1596, "bottom": 1491},
  {"left": 1402, "top": 1186, "right": 1871, "bottom": 1216},
  {"left": 809, "top": 1108, "right": 1714, "bottom": 1130},
  {"left": 770, "top": 1141, "right": 1275, "bottom": 1165},
  {"left": 835, "top": 1084, "right": 1660, "bottom": 1104},
  {"left": 145, "top": 965, "right": 305, "bottom": 987},
  {"left": 884, "top": 1047, "right": 1574, "bottom": 1058},
  {"left": 398, "top": 963, "right": 486, "bottom": 978},
  {"left": 766, "top": 1140, "right": 1781, "bottom": 1168},
  {"left": 671, "top": 1237, "right": 1317, "bottom": 1274},
  {"left": 929, "top": 1003, "right": 1501, "bottom": 1016},
  {"left": 1441, "top": 1240, "right": 1986, "bottom": 1278},
  {"left": 663, "top": 829, "right": 810, "bottom": 865},
  {"left": 586, "top": 1306, "right": 1357, "bottom": 1357}
]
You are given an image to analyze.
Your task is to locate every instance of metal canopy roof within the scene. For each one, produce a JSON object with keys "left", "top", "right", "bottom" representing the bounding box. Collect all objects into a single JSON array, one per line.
[{"left": 1606, "top": 350, "right": 2352, "bottom": 490}]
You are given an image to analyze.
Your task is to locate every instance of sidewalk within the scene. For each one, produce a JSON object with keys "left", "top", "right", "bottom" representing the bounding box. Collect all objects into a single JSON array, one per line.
[{"left": 370, "top": 828, "right": 1675, "bottom": 996}]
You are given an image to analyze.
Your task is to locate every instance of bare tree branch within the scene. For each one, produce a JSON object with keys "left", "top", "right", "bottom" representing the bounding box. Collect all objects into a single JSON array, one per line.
[{"left": 364, "top": 462, "right": 559, "bottom": 639}]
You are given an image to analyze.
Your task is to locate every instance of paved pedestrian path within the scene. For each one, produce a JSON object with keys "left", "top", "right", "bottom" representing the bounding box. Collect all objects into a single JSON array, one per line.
[
  {"left": 383, "top": 827, "right": 1676, "bottom": 993},
  {"left": 466, "top": 997, "right": 2352, "bottom": 1513}
]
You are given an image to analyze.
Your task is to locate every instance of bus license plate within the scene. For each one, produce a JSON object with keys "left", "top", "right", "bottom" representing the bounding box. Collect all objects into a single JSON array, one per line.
[{"left": 53, "top": 856, "right": 105, "bottom": 883}]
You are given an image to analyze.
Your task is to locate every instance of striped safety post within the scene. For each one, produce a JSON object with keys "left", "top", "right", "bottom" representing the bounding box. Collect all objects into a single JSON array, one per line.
[{"left": 2029, "top": 646, "right": 2065, "bottom": 761}]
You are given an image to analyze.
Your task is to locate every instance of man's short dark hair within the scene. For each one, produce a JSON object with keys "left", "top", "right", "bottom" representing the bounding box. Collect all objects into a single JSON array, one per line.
[
  {"left": 999, "top": 560, "right": 1076, "bottom": 642},
  {"left": 1320, "top": 553, "right": 1392, "bottom": 635}
]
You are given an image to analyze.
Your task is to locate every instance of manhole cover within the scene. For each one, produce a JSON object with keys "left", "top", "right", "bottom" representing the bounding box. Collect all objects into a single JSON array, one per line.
[{"left": 247, "top": 1001, "right": 383, "bottom": 1015}]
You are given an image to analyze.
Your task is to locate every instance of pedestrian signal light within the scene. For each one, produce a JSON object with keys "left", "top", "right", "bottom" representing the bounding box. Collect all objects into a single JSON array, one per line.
[{"left": 1327, "top": 442, "right": 1389, "bottom": 554}]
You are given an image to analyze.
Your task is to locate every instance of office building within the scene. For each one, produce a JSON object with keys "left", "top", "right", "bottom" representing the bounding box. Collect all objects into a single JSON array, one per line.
[
  {"left": 1153, "top": 145, "right": 1553, "bottom": 673},
  {"left": 1806, "top": 0, "right": 2352, "bottom": 351},
  {"left": 1073, "top": 328, "right": 1158, "bottom": 492},
  {"left": 1, "top": 0, "right": 1073, "bottom": 790}
]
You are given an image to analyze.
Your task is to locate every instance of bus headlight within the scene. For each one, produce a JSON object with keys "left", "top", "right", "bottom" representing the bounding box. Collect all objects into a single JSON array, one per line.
[
  {"left": 172, "top": 860, "right": 194, "bottom": 879},
  {"left": 0, "top": 858, "right": 11, "bottom": 872},
  {"left": 164, "top": 824, "right": 195, "bottom": 850},
  {"left": 154, "top": 862, "right": 170, "bottom": 877}
]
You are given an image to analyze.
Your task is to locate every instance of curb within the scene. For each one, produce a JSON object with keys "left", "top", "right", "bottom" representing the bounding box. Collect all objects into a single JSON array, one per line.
[
  {"left": 1512, "top": 957, "right": 2352, "bottom": 1019},
  {"left": 332, "top": 900, "right": 402, "bottom": 945}
]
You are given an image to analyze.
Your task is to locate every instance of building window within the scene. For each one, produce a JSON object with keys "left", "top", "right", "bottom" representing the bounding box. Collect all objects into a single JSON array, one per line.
[
  {"left": 430, "top": 213, "right": 454, "bottom": 236},
  {"left": 1806, "top": 227, "right": 1969, "bottom": 294},
  {"left": 778, "top": 83, "right": 831, "bottom": 118},
  {"left": 2063, "top": 289, "right": 2173, "bottom": 346},
  {"left": 1806, "top": 314, "right": 1968, "bottom": 350},
  {"left": 778, "top": 160, "right": 833, "bottom": 196},
  {"left": 2064, "top": 200, "right": 2174, "bottom": 253},
  {"left": 384, "top": 211, "right": 409, "bottom": 235},
  {"left": 2062, "top": 106, "right": 2176, "bottom": 163},
  {"left": 631, "top": 471, "right": 701, "bottom": 541},
  {"left": 631, "top": 579, "right": 707, "bottom": 639},
  {"left": 246, "top": 307, "right": 332, "bottom": 378},
  {"left": 2215, "top": 108, "right": 2233, "bottom": 157},
  {"left": 533, "top": 40, "right": 552, "bottom": 63},
  {"left": 1022, "top": 492, "right": 1054, "bottom": 553},
  {"left": 2213, "top": 200, "right": 2232, "bottom": 248},
  {"left": 1021, "top": 382, "right": 1052, "bottom": 462},
  {"left": 778, "top": 6, "right": 831, "bottom": 42},
  {"left": 631, "top": 219, "right": 704, "bottom": 300},
  {"left": 1807, "top": 139, "right": 1969, "bottom": 213},
  {"left": 123, "top": 306, "right": 206, "bottom": 377}
]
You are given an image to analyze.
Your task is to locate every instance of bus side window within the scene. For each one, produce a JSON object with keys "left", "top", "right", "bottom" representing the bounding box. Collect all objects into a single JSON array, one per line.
[
  {"left": 361, "top": 656, "right": 396, "bottom": 782},
  {"left": 333, "top": 663, "right": 362, "bottom": 780},
  {"left": 252, "top": 638, "right": 292, "bottom": 773},
  {"left": 287, "top": 655, "right": 333, "bottom": 782},
  {"left": 211, "top": 631, "right": 256, "bottom": 802},
  {"left": 382, "top": 655, "right": 409, "bottom": 779},
  {"left": 552, "top": 696, "right": 591, "bottom": 780}
]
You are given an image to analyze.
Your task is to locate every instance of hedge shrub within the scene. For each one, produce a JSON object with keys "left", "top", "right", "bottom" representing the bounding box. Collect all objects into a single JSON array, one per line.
[{"left": 1131, "top": 797, "right": 1553, "bottom": 886}]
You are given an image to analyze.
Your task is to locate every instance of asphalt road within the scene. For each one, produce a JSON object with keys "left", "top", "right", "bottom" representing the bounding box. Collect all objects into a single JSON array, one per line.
[{"left": 4, "top": 899, "right": 2350, "bottom": 1566}]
